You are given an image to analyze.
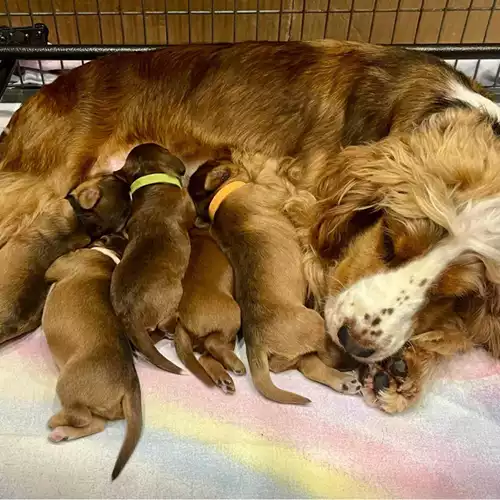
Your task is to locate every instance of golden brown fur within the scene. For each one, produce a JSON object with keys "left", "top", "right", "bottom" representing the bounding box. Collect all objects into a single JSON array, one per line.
[
  {"left": 0, "top": 41, "right": 484, "bottom": 245},
  {"left": 174, "top": 227, "right": 245, "bottom": 392},
  {"left": 43, "top": 234, "right": 142, "bottom": 480},
  {"left": 199, "top": 160, "right": 361, "bottom": 404},
  {"left": 0, "top": 175, "right": 130, "bottom": 345},
  {"left": 111, "top": 144, "right": 194, "bottom": 373}
]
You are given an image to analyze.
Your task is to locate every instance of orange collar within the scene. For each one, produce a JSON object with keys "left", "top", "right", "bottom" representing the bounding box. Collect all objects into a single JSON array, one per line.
[{"left": 208, "top": 181, "right": 246, "bottom": 221}]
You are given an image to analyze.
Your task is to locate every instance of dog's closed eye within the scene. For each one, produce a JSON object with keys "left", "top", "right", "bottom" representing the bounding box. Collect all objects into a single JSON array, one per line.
[{"left": 382, "top": 229, "right": 396, "bottom": 264}]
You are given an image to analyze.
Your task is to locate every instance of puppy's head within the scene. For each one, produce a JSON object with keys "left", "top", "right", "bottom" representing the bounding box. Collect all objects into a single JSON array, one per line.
[
  {"left": 67, "top": 175, "right": 131, "bottom": 239},
  {"left": 188, "top": 161, "right": 245, "bottom": 221},
  {"left": 117, "top": 143, "right": 186, "bottom": 184},
  {"left": 310, "top": 108, "right": 500, "bottom": 363},
  {"left": 91, "top": 232, "right": 129, "bottom": 259}
]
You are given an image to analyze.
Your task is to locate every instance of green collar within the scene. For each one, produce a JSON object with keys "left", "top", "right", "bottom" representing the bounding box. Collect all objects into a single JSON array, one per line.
[{"left": 130, "top": 173, "right": 182, "bottom": 195}]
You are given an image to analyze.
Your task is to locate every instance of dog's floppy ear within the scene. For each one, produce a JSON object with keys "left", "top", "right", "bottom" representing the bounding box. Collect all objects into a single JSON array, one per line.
[
  {"left": 310, "top": 177, "right": 381, "bottom": 261},
  {"left": 309, "top": 143, "right": 385, "bottom": 261},
  {"left": 204, "top": 165, "right": 232, "bottom": 192}
]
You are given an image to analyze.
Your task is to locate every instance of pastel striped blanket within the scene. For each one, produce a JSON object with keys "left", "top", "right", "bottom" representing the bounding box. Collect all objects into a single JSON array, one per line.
[
  {"left": 1, "top": 59, "right": 500, "bottom": 498},
  {"left": 0, "top": 328, "right": 500, "bottom": 498}
]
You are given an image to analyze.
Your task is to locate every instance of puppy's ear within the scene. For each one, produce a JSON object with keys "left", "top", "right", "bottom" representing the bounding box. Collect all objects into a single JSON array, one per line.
[
  {"left": 113, "top": 169, "right": 129, "bottom": 184},
  {"left": 204, "top": 165, "right": 232, "bottom": 192},
  {"left": 116, "top": 159, "right": 140, "bottom": 184},
  {"left": 76, "top": 186, "right": 101, "bottom": 210},
  {"left": 159, "top": 155, "right": 186, "bottom": 177}
]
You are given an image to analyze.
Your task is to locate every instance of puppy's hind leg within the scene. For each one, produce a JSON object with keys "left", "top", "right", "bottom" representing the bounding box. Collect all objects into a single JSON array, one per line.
[
  {"left": 199, "top": 354, "right": 235, "bottom": 394},
  {"left": 298, "top": 354, "right": 362, "bottom": 395},
  {"left": 174, "top": 323, "right": 214, "bottom": 387},
  {"left": 49, "top": 415, "right": 106, "bottom": 443},
  {"left": 204, "top": 332, "right": 246, "bottom": 376},
  {"left": 48, "top": 404, "right": 92, "bottom": 429}
]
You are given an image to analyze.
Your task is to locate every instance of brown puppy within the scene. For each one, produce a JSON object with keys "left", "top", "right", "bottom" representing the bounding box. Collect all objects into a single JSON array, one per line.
[
  {"left": 43, "top": 233, "right": 141, "bottom": 481},
  {"left": 111, "top": 144, "right": 195, "bottom": 373},
  {"left": 0, "top": 174, "right": 130, "bottom": 345},
  {"left": 174, "top": 227, "right": 245, "bottom": 392},
  {"left": 199, "top": 161, "right": 361, "bottom": 404}
]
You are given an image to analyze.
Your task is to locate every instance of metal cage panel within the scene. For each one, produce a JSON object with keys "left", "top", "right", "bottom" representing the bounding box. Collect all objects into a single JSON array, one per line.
[{"left": 0, "top": 1, "right": 499, "bottom": 46}]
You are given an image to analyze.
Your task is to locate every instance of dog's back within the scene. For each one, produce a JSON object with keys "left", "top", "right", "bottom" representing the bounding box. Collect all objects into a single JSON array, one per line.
[{"left": 0, "top": 41, "right": 492, "bottom": 257}]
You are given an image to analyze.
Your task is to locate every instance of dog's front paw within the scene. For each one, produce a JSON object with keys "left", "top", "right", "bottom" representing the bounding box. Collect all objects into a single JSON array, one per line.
[
  {"left": 361, "top": 354, "right": 421, "bottom": 413},
  {"left": 339, "top": 371, "right": 362, "bottom": 395}
]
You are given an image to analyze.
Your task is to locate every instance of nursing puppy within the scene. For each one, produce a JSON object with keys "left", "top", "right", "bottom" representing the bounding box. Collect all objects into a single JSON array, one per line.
[
  {"left": 43, "top": 233, "right": 140, "bottom": 481},
  {"left": 0, "top": 174, "right": 130, "bottom": 345},
  {"left": 174, "top": 227, "right": 245, "bottom": 392},
  {"left": 111, "top": 144, "right": 195, "bottom": 373},
  {"left": 199, "top": 161, "right": 361, "bottom": 404}
]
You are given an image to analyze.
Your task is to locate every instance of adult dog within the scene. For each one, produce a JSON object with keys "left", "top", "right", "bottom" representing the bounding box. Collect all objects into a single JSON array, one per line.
[
  {"left": 1, "top": 40, "right": 500, "bottom": 413},
  {"left": 0, "top": 40, "right": 497, "bottom": 242}
]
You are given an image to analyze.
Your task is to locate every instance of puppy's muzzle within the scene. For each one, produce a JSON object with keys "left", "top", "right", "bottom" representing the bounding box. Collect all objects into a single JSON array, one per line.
[{"left": 337, "top": 325, "right": 375, "bottom": 358}]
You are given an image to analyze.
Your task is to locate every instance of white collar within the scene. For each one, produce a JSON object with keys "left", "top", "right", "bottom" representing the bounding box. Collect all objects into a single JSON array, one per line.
[{"left": 90, "top": 246, "right": 121, "bottom": 265}]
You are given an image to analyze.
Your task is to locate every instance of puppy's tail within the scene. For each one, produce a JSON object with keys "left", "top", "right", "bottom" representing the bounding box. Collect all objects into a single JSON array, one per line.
[
  {"left": 247, "top": 343, "right": 310, "bottom": 405},
  {"left": 123, "top": 320, "right": 182, "bottom": 374},
  {"left": 112, "top": 378, "right": 143, "bottom": 481},
  {"left": 174, "top": 323, "right": 214, "bottom": 387}
]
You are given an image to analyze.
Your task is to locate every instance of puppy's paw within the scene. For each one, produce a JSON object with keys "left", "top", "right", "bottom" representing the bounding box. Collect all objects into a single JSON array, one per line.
[
  {"left": 48, "top": 427, "right": 70, "bottom": 443},
  {"left": 215, "top": 373, "right": 235, "bottom": 394},
  {"left": 361, "top": 354, "right": 420, "bottom": 413},
  {"left": 231, "top": 359, "right": 247, "bottom": 376},
  {"left": 338, "top": 371, "right": 362, "bottom": 395}
]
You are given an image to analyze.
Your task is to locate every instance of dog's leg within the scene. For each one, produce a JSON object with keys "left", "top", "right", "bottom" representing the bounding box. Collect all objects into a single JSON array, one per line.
[
  {"left": 298, "top": 353, "right": 362, "bottom": 395},
  {"left": 48, "top": 404, "right": 92, "bottom": 429},
  {"left": 48, "top": 416, "right": 106, "bottom": 443},
  {"left": 198, "top": 354, "right": 236, "bottom": 394},
  {"left": 204, "top": 332, "right": 246, "bottom": 375}
]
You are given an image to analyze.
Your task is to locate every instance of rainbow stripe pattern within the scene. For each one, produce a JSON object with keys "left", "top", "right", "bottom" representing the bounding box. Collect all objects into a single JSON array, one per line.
[{"left": 1, "top": 329, "right": 500, "bottom": 498}]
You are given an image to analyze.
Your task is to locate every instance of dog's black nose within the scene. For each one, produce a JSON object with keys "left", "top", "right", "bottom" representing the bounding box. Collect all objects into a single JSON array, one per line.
[
  {"left": 337, "top": 324, "right": 375, "bottom": 358},
  {"left": 337, "top": 325, "right": 350, "bottom": 348}
]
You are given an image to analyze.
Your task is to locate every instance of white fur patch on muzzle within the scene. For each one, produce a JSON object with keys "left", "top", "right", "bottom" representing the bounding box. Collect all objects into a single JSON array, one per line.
[{"left": 324, "top": 196, "right": 500, "bottom": 362}]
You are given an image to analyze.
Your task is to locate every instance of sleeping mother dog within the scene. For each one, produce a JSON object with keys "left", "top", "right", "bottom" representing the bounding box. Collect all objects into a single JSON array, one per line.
[{"left": 2, "top": 40, "right": 500, "bottom": 413}]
